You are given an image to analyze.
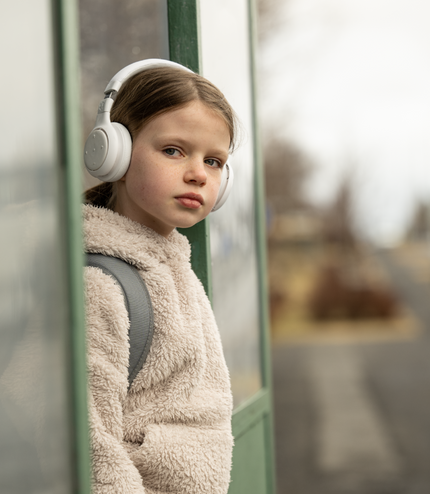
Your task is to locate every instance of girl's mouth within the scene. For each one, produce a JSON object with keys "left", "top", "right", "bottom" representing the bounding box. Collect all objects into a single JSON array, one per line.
[{"left": 175, "top": 193, "right": 204, "bottom": 209}]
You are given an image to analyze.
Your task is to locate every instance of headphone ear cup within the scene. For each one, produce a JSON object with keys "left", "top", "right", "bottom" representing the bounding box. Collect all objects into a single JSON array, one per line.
[
  {"left": 212, "top": 163, "right": 234, "bottom": 212},
  {"left": 106, "top": 122, "right": 132, "bottom": 182},
  {"left": 85, "top": 122, "right": 132, "bottom": 182}
]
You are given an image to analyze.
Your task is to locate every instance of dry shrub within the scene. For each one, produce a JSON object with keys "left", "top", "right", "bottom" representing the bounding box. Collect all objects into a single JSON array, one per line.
[{"left": 308, "top": 264, "right": 398, "bottom": 321}]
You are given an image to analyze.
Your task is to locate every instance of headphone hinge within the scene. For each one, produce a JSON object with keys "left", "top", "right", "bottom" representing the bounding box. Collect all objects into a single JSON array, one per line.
[{"left": 104, "top": 90, "right": 117, "bottom": 101}]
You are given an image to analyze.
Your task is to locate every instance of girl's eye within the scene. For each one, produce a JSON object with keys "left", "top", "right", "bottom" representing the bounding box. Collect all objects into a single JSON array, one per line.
[
  {"left": 164, "top": 148, "right": 180, "bottom": 157},
  {"left": 205, "top": 158, "right": 222, "bottom": 168}
]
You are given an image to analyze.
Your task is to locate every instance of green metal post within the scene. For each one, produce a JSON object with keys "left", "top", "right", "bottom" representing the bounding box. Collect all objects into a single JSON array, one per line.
[
  {"left": 167, "top": 0, "right": 213, "bottom": 301},
  {"left": 167, "top": 0, "right": 201, "bottom": 72},
  {"left": 52, "top": 0, "right": 91, "bottom": 492}
]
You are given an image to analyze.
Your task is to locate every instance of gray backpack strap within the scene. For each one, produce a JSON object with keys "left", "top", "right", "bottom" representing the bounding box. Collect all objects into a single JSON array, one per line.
[{"left": 86, "top": 253, "right": 154, "bottom": 388}]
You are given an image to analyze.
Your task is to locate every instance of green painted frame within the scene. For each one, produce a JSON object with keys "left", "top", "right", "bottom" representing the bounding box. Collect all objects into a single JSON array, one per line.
[
  {"left": 248, "top": 0, "right": 276, "bottom": 490},
  {"left": 167, "top": 1, "right": 276, "bottom": 493},
  {"left": 52, "top": 0, "right": 91, "bottom": 492}
]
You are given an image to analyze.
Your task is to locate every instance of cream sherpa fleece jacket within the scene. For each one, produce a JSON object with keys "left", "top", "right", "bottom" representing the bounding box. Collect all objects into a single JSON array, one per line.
[{"left": 83, "top": 205, "right": 233, "bottom": 494}]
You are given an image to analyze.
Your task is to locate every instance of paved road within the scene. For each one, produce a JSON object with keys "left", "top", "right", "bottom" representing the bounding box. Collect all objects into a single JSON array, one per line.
[{"left": 272, "top": 249, "right": 430, "bottom": 494}]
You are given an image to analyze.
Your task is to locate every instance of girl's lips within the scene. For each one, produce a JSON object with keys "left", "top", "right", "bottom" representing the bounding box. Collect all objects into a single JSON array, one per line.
[
  {"left": 175, "top": 193, "right": 204, "bottom": 209},
  {"left": 175, "top": 197, "right": 202, "bottom": 209}
]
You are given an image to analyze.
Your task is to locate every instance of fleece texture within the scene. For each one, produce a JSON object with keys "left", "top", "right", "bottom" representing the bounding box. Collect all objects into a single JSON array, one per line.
[{"left": 83, "top": 205, "right": 233, "bottom": 494}]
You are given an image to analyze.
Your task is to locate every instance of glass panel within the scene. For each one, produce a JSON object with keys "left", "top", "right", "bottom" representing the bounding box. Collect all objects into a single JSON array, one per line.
[
  {"left": 200, "top": 0, "right": 262, "bottom": 407},
  {"left": 260, "top": 0, "right": 430, "bottom": 491},
  {"left": 0, "top": 2, "right": 74, "bottom": 493},
  {"left": 79, "top": 0, "right": 169, "bottom": 187}
]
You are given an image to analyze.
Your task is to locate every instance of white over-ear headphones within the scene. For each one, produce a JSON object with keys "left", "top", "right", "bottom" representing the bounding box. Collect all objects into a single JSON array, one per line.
[{"left": 84, "top": 58, "right": 233, "bottom": 212}]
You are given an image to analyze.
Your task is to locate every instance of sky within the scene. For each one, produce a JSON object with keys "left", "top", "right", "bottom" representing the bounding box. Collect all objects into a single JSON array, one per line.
[{"left": 258, "top": 0, "right": 430, "bottom": 244}]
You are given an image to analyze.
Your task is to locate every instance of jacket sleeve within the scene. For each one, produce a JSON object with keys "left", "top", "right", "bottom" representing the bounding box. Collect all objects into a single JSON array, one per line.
[{"left": 85, "top": 266, "right": 145, "bottom": 494}]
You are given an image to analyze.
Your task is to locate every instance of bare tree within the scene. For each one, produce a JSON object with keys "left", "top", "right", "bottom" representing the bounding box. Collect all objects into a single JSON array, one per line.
[
  {"left": 257, "top": 0, "right": 287, "bottom": 42},
  {"left": 320, "top": 176, "right": 358, "bottom": 251},
  {"left": 407, "top": 201, "right": 429, "bottom": 241},
  {"left": 264, "top": 138, "right": 313, "bottom": 215}
]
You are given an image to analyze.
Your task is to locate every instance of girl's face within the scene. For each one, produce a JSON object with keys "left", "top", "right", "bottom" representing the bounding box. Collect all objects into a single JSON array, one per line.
[{"left": 115, "top": 101, "right": 230, "bottom": 237}]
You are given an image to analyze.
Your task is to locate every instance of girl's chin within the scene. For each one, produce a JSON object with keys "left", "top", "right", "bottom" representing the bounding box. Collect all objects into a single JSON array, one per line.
[
  {"left": 171, "top": 209, "right": 212, "bottom": 229},
  {"left": 173, "top": 216, "right": 206, "bottom": 230},
  {"left": 174, "top": 221, "right": 201, "bottom": 230}
]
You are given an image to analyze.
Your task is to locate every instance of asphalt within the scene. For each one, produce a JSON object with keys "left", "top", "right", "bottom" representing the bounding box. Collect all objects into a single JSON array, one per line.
[{"left": 272, "top": 248, "right": 430, "bottom": 494}]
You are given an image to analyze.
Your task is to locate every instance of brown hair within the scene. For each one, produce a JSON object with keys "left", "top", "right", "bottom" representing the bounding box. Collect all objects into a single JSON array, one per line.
[{"left": 85, "top": 66, "right": 238, "bottom": 209}]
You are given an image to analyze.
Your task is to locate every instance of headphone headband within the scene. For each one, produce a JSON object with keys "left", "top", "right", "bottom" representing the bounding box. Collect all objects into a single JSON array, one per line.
[{"left": 104, "top": 59, "right": 194, "bottom": 95}]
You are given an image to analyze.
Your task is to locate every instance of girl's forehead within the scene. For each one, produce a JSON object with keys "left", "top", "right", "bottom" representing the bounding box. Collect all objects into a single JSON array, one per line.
[
  {"left": 142, "top": 101, "right": 230, "bottom": 141},
  {"left": 164, "top": 101, "right": 225, "bottom": 122}
]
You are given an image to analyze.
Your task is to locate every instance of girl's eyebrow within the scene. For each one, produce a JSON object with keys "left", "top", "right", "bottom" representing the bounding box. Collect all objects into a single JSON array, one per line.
[
  {"left": 155, "top": 135, "right": 189, "bottom": 147},
  {"left": 155, "top": 135, "right": 229, "bottom": 160}
]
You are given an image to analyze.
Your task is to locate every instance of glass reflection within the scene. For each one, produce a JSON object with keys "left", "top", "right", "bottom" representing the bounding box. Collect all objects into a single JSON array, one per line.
[
  {"left": 0, "top": 1, "right": 73, "bottom": 492},
  {"left": 200, "top": 0, "right": 262, "bottom": 406}
]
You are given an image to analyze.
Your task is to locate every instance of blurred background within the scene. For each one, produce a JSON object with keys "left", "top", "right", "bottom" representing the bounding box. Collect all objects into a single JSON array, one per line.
[{"left": 257, "top": 0, "right": 430, "bottom": 492}]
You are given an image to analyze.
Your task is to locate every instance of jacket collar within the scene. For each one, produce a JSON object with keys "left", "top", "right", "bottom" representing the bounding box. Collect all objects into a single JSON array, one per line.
[{"left": 83, "top": 204, "right": 191, "bottom": 269}]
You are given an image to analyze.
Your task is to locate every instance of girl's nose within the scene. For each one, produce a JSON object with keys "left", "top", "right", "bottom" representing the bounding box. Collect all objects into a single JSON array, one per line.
[{"left": 184, "top": 159, "right": 207, "bottom": 186}]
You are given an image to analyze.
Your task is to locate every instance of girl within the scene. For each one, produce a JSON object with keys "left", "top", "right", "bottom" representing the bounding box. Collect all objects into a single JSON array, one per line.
[{"left": 83, "top": 59, "right": 237, "bottom": 494}]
